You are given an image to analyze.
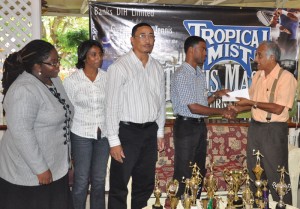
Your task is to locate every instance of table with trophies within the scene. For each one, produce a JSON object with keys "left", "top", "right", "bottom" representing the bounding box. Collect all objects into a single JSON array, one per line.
[{"left": 146, "top": 149, "right": 297, "bottom": 209}]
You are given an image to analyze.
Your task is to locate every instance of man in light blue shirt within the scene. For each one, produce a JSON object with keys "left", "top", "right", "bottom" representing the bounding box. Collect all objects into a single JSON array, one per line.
[{"left": 171, "top": 36, "right": 235, "bottom": 200}]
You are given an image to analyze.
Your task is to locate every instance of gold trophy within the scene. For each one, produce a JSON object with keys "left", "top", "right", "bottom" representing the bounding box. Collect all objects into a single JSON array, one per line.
[
  {"left": 180, "top": 163, "right": 202, "bottom": 209},
  {"left": 272, "top": 166, "right": 291, "bottom": 209},
  {"left": 225, "top": 178, "right": 236, "bottom": 209},
  {"left": 223, "top": 168, "right": 247, "bottom": 209},
  {"left": 189, "top": 163, "right": 203, "bottom": 209},
  {"left": 152, "top": 174, "right": 163, "bottom": 209},
  {"left": 202, "top": 162, "right": 218, "bottom": 209},
  {"left": 252, "top": 150, "right": 264, "bottom": 207},
  {"left": 181, "top": 177, "right": 193, "bottom": 209},
  {"left": 166, "top": 179, "right": 179, "bottom": 209},
  {"left": 242, "top": 174, "right": 254, "bottom": 209},
  {"left": 262, "top": 180, "right": 269, "bottom": 209}
]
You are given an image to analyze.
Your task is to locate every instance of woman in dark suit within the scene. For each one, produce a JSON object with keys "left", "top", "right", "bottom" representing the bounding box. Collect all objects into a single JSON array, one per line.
[{"left": 0, "top": 40, "right": 74, "bottom": 209}]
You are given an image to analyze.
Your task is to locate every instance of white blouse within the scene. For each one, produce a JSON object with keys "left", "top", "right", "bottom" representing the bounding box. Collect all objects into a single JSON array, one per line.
[{"left": 64, "top": 69, "right": 107, "bottom": 139}]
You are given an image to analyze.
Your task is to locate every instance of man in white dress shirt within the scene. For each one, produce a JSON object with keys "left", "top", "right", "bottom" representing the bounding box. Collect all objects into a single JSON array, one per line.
[{"left": 105, "top": 23, "right": 165, "bottom": 209}]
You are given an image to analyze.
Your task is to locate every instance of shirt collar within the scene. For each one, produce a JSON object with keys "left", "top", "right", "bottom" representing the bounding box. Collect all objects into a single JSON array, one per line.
[
  {"left": 259, "top": 63, "right": 281, "bottom": 79},
  {"left": 79, "top": 68, "right": 101, "bottom": 81},
  {"left": 129, "top": 49, "right": 152, "bottom": 65},
  {"left": 183, "top": 62, "right": 202, "bottom": 75}
]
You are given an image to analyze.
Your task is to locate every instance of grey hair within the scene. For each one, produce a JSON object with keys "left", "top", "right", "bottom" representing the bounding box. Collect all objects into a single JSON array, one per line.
[{"left": 259, "top": 40, "right": 281, "bottom": 62}]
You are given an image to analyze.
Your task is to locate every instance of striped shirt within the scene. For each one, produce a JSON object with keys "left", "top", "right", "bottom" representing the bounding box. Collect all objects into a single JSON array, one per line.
[
  {"left": 64, "top": 69, "right": 107, "bottom": 139},
  {"left": 171, "top": 62, "right": 208, "bottom": 118},
  {"left": 105, "top": 49, "right": 166, "bottom": 147}
]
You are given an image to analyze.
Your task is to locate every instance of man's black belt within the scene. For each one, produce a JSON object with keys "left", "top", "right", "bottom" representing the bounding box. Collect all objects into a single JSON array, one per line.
[
  {"left": 176, "top": 115, "right": 205, "bottom": 123},
  {"left": 120, "top": 121, "right": 155, "bottom": 128}
]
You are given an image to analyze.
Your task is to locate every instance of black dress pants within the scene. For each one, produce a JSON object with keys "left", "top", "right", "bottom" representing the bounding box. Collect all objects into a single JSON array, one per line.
[
  {"left": 173, "top": 118, "right": 207, "bottom": 198},
  {"left": 108, "top": 122, "right": 158, "bottom": 209},
  {"left": 247, "top": 120, "right": 292, "bottom": 205}
]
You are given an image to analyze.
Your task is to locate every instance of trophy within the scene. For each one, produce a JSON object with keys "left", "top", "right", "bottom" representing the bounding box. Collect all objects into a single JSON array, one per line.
[
  {"left": 252, "top": 149, "right": 265, "bottom": 207},
  {"left": 226, "top": 178, "right": 236, "bottom": 209},
  {"left": 262, "top": 180, "right": 269, "bottom": 209},
  {"left": 166, "top": 179, "right": 180, "bottom": 209},
  {"left": 242, "top": 174, "right": 254, "bottom": 209},
  {"left": 152, "top": 174, "right": 163, "bottom": 209},
  {"left": 272, "top": 166, "right": 291, "bottom": 209},
  {"left": 204, "top": 162, "right": 218, "bottom": 199},
  {"left": 189, "top": 163, "right": 203, "bottom": 208},
  {"left": 202, "top": 162, "right": 218, "bottom": 209},
  {"left": 180, "top": 163, "right": 202, "bottom": 209},
  {"left": 223, "top": 168, "right": 248, "bottom": 209}
]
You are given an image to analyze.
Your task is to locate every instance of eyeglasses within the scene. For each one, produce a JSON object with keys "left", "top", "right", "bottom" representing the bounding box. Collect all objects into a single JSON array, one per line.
[
  {"left": 41, "top": 61, "right": 60, "bottom": 67},
  {"left": 134, "top": 34, "right": 155, "bottom": 40}
]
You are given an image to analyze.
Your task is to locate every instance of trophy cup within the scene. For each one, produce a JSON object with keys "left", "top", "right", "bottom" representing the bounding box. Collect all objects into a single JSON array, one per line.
[
  {"left": 252, "top": 149, "right": 265, "bottom": 208},
  {"left": 152, "top": 174, "right": 163, "bottom": 209},
  {"left": 166, "top": 179, "right": 180, "bottom": 209},
  {"left": 203, "top": 162, "right": 218, "bottom": 209},
  {"left": 272, "top": 166, "right": 291, "bottom": 209},
  {"left": 223, "top": 168, "right": 247, "bottom": 209},
  {"left": 242, "top": 174, "right": 254, "bottom": 209}
]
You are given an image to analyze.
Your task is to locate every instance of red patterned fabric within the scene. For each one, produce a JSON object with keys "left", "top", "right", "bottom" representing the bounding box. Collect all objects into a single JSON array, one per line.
[{"left": 155, "top": 124, "right": 248, "bottom": 192}]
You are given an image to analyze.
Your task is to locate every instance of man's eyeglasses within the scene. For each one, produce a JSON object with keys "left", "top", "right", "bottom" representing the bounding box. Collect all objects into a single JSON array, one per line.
[
  {"left": 41, "top": 61, "right": 60, "bottom": 67},
  {"left": 134, "top": 34, "right": 155, "bottom": 40}
]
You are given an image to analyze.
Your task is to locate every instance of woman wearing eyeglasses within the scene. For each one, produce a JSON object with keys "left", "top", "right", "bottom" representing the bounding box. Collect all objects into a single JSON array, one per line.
[
  {"left": 0, "top": 40, "right": 74, "bottom": 209},
  {"left": 63, "top": 40, "right": 109, "bottom": 209}
]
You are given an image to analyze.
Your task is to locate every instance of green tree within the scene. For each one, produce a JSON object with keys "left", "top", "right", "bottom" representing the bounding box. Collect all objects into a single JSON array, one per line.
[{"left": 41, "top": 16, "right": 89, "bottom": 68}]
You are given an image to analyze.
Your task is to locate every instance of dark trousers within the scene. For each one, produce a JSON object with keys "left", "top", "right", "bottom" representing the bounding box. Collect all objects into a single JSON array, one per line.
[
  {"left": 173, "top": 118, "right": 207, "bottom": 198},
  {"left": 108, "top": 122, "right": 158, "bottom": 209},
  {"left": 247, "top": 120, "right": 292, "bottom": 205},
  {"left": 0, "top": 174, "right": 72, "bottom": 209}
]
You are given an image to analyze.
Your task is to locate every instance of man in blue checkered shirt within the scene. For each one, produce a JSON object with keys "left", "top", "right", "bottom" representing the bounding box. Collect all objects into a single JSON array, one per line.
[{"left": 170, "top": 36, "right": 235, "bottom": 200}]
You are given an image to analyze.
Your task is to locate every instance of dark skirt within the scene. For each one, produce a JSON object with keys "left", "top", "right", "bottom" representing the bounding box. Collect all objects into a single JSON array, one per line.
[{"left": 0, "top": 174, "right": 73, "bottom": 209}]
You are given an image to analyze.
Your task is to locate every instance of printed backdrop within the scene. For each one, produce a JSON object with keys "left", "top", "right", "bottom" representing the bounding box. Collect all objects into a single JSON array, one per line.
[{"left": 89, "top": 3, "right": 300, "bottom": 117}]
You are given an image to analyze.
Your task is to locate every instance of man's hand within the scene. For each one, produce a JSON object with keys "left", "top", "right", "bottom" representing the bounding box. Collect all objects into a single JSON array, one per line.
[
  {"left": 215, "top": 89, "right": 230, "bottom": 98},
  {"left": 235, "top": 97, "right": 254, "bottom": 106},
  {"left": 37, "top": 169, "right": 52, "bottom": 185},
  {"left": 223, "top": 108, "right": 237, "bottom": 119},
  {"left": 110, "top": 145, "right": 125, "bottom": 163},
  {"left": 157, "top": 137, "right": 165, "bottom": 152},
  {"left": 228, "top": 104, "right": 241, "bottom": 113}
]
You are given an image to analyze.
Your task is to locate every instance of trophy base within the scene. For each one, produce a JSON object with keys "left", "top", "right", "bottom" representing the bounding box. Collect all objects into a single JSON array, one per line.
[
  {"left": 232, "top": 198, "right": 243, "bottom": 209},
  {"left": 201, "top": 197, "right": 216, "bottom": 209},
  {"left": 153, "top": 205, "right": 163, "bottom": 209},
  {"left": 276, "top": 204, "right": 286, "bottom": 209}
]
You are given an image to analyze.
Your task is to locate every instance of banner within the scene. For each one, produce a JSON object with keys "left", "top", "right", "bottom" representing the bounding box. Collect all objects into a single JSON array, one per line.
[{"left": 89, "top": 3, "right": 299, "bottom": 117}]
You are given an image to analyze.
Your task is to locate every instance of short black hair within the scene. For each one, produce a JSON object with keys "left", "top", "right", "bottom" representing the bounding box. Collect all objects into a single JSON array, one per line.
[
  {"left": 131, "top": 22, "right": 153, "bottom": 37},
  {"left": 184, "top": 36, "right": 206, "bottom": 54},
  {"left": 76, "top": 40, "right": 104, "bottom": 69}
]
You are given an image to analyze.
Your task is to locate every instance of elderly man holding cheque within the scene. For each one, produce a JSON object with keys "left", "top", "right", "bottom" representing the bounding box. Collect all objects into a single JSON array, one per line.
[{"left": 231, "top": 40, "right": 296, "bottom": 205}]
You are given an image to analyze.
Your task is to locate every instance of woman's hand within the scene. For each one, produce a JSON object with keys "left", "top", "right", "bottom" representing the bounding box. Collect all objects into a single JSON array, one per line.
[{"left": 37, "top": 169, "right": 53, "bottom": 185}]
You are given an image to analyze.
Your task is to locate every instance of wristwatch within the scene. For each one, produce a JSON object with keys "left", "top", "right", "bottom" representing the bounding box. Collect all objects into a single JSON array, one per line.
[{"left": 253, "top": 102, "right": 258, "bottom": 109}]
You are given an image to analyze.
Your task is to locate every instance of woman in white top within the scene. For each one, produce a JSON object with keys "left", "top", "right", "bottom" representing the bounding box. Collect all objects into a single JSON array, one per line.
[{"left": 64, "top": 40, "right": 109, "bottom": 209}]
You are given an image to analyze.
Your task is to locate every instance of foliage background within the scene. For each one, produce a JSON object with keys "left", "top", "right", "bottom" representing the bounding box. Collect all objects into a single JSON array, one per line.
[{"left": 41, "top": 16, "right": 89, "bottom": 69}]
